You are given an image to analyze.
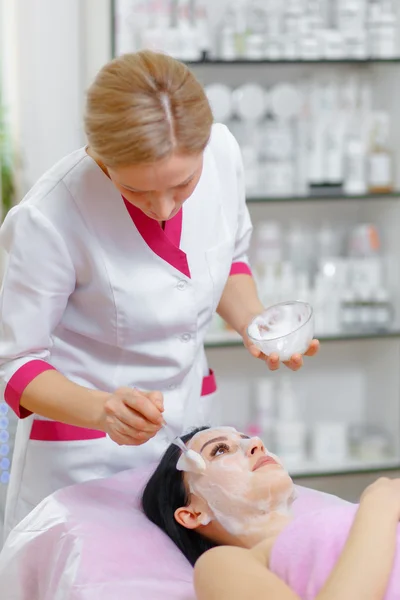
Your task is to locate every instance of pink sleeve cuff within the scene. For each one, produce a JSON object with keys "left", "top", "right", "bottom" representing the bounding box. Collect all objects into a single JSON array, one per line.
[
  {"left": 201, "top": 369, "right": 217, "bottom": 397},
  {"left": 229, "top": 262, "right": 252, "bottom": 276},
  {"left": 5, "top": 360, "right": 56, "bottom": 418}
]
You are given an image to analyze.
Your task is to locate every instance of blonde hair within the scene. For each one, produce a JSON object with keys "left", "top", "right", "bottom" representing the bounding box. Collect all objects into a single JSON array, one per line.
[{"left": 84, "top": 51, "right": 213, "bottom": 168}]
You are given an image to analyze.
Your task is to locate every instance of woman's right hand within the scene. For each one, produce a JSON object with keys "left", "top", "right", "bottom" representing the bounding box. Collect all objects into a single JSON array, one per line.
[
  {"left": 99, "top": 387, "right": 164, "bottom": 446},
  {"left": 360, "top": 477, "right": 400, "bottom": 520}
]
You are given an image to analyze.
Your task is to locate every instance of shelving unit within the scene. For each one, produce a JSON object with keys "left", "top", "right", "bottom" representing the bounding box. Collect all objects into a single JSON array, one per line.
[
  {"left": 111, "top": 1, "right": 400, "bottom": 483},
  {"left": 205, "top": 329, "right": 400, "bottom": 348},
  {"left": 274, "top": 456, "right": 400, "bottom": 479},
  {"left": 194, "top": 49, "right": 400, "bottom": 478},
  {"left": 247, "top": 192, "right": 400, "bottom": 203},
  {"left": 186, "top": 58, "right": 400, "bottom": 65},
  {"left": 206, "top": 334, "right": 400, "bottom": 478}
]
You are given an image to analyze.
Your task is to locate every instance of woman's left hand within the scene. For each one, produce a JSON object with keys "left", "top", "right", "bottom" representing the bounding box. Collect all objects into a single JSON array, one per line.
[{"left": 243, "top": 335, "right": 320, "bottom": 371}]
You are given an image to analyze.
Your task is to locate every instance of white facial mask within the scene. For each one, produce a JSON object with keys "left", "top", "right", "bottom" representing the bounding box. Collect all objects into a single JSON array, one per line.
[{"left": 179, "top": 427, "right": 296, "bottom": 536}]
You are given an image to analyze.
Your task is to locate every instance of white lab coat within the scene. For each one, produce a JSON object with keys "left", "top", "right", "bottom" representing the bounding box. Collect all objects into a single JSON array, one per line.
[{"left": 0, "top": 123, "right": 252, "bottom": 540}]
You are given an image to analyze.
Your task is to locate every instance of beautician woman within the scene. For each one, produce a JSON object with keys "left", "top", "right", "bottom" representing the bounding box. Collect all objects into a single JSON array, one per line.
[{"left": 0, "top": 50, "right": 318, "bottom": 538}]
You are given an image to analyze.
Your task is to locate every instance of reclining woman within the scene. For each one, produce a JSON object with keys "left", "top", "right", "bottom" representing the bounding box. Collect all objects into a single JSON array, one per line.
[{"left": 142, "top": 426, "right": 400, "bottom": 600}]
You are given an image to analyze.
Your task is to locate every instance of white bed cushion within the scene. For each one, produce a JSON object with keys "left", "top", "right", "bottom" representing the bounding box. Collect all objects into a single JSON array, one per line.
[{"left": 0, "top": 465, "right": 351, "bottom": 600}]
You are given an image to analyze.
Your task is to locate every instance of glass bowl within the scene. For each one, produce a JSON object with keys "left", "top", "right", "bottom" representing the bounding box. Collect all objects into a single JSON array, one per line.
[{"left": 247, "top": 301, "right": 314, "bottom": 361}]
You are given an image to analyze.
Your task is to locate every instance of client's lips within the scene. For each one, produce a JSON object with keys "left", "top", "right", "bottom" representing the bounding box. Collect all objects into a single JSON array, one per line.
[{"left": 253, "top": 455, "right": 278, "bottom": 471}]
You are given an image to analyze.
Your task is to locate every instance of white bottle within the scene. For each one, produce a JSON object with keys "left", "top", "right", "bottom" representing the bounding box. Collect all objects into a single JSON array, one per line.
[
  {"left": 116, "top": 0, "right": 144, "bottom": 54},
  {"left": 263, "top": 118, "right": 295, "bottom": 159},
  {"left": 218, "top": 3, "right": 240, "bottom": 60},
  {"left": 245, "top": 0, "right": 268, "bottom": 59},
  {"left": 368, "top": 112, "right": 393, "bottom": 194},
  {"left": 376, "top": 11, "right": 398, "bottom": 59},
  {"left": 254, "top": 379, "right": 276, "bottom": 450},
  {"left": 327, "top": 287, "right": 341, "bottom": 334},
  {"left": 162, "top": 0, "right": 181, "bottom": 58},
  {"left": 337, "top": 0, "right": 366, "bottom": 34},
  {"left": 194, "top": 0, "right": 211, "bottom": 57},
  {"left": 342, "top": 75, "right": 359, "bottom": 113},
  {"left": 260, "top": 264, "right": 278, "bottom": 308},
  {"left": 321, "top": 30, "right": 345, "bottom": 59},
  {"left": 312, "top": 282, "right": 327, "bottom": 335},
  {"left": 279, "top": 262, "right": 296, "bottom": 302},
  {"left": 242, "top": 147, "right": 260, "bottom": 195},
  {"left": 265, "top": 0, "right": 283, "bottom": 60},
  {"left": 341, "top": 288, "right": 357, "bottom": 330},
  {"left": 141, "top": 10, "right": 168, "bottom": 53},
  {"left": 356, "top": 283, "right": 373, "bottom": 328},
  {"left": 295, "top": 93, "right": 311, "bottom": 196},
  {"left": 176, "top": 0, "right": 202, "bottom": 61},
  {"left": 300, "top": 36, "right": 321, "bottom": 60},
  {"left": 348, "top": 223, "right": 380, "bottom": 258},
  {"left": 317, "top": 223, "right": 340, "bottom": 258},
  {"left": 275, "top": 376, "right": 307, "bottom": 465},
  {"left": 287, "top": 225, "right": 313, "bottom": 275},
  {"left": 255, "top": 222, "right": 283, "bottom": 270},
  {"left": 253, "top": 222, "right": 282, "bottom": 304},
  {"left": 363, "top": 256, "right": 383, "bottom": 289},
  {"left": 308, "top": 116, "right": 327, "bottom": 185},
  {"left": 344, "top": 138, "right": 367, "bottom": 195},
  {"left": 372, "top": 287, "right": 391, "bottom": 329},
  {"left": 326, "top": 111, "right": 346, "bottom": 185},
  {"left": 312, "top": 422, "right": 349, "bottom": 464},
  {"left": 358, "top": 81, "right": 372, "bottom": 153},
  {"left": 262, "top": 116, "right": 296, "bottom": 197},
  {"left": 296, "top": 272, "right": 311, "bottom": 304},
  {"left": 264, "top": 161, "right": 295, "bottom": 197},
  {"left": 219, "top": 27, "right": 237, "bottom": 60}
]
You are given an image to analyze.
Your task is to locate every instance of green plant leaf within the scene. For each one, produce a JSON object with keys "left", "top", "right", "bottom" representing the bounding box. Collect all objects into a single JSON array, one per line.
[{"left": 0, "top": 103, "right": 15, "bottom": 219}]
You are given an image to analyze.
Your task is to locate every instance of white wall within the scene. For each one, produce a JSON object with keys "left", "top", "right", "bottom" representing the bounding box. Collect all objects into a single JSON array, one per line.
[
  {"left": 1, "top": 0, "right": 18, "bottom": 135},
  {"left": 0, "top": 0, "right": 113, "bottom": 545},
  {"left": 12, "top": 0, "right": 113, "bottom": 191},
  {"left": 82, "top": 0, "right": 113, "bottom": 87},
  {"left": 12, "top": 0, "right": 86, "bottom": 190},
  {"left": 0, "top": 1, "right": 19, "bottom": 541}
]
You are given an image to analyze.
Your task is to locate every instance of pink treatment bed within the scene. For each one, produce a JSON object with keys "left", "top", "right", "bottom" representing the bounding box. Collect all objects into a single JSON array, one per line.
[{"left": 0, "top": 465, "right": 351, "bottom": 600}]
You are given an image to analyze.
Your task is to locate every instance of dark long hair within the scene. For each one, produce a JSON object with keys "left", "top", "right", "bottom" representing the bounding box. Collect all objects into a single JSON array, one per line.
[{"left": 141, "top": 426, "right": 218, "bottom": 566}]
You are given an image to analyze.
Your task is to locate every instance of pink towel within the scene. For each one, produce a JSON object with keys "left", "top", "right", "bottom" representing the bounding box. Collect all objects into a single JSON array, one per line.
[{"left": 269, "top": 504, "right": 400, "bottom": 599}]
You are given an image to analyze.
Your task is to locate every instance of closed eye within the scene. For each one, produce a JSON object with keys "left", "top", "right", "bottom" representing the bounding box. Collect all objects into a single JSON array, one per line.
[
  {"left": 175, "top": 179, "right": 193, "bottom": 190},
  {"left": 126, "top": 188, "right": 146, "bottom": 195}
]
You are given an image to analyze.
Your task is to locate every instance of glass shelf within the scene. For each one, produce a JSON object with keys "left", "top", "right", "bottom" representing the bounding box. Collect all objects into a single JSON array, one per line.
[
  {"left": 205, "top": 329, "right": 400, "bottom": 348},
  {"left": 289, "top": 456, "right": 400, "bottom": 479},
  {"left": 188, "top": 58, "right": 400, "bottom": 65},
  {"left": 246, "top": 191, "right": 400, "bottom": 204}
]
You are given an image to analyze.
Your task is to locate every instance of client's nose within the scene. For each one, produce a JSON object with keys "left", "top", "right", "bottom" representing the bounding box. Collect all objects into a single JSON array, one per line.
[{"left": 246, "top": 437, "right": 265, "bottom": 457}]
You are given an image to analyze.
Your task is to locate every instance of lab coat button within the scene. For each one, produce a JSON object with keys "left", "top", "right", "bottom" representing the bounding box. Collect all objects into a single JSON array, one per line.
[
  {"left": 168, "top": 384, "right": 177, "bottom": 390},
  {"left": 0, "top": 431, "right": 9, "bottom": 443},
  {"left": 177, "top": 280, "right": 187, "bottom": 291},
  {"left": 0, "top": 444, "right": 9, "bottom": 456},
  {"left": 181, "top": 333, "right": 191, "bottom": 342}
]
